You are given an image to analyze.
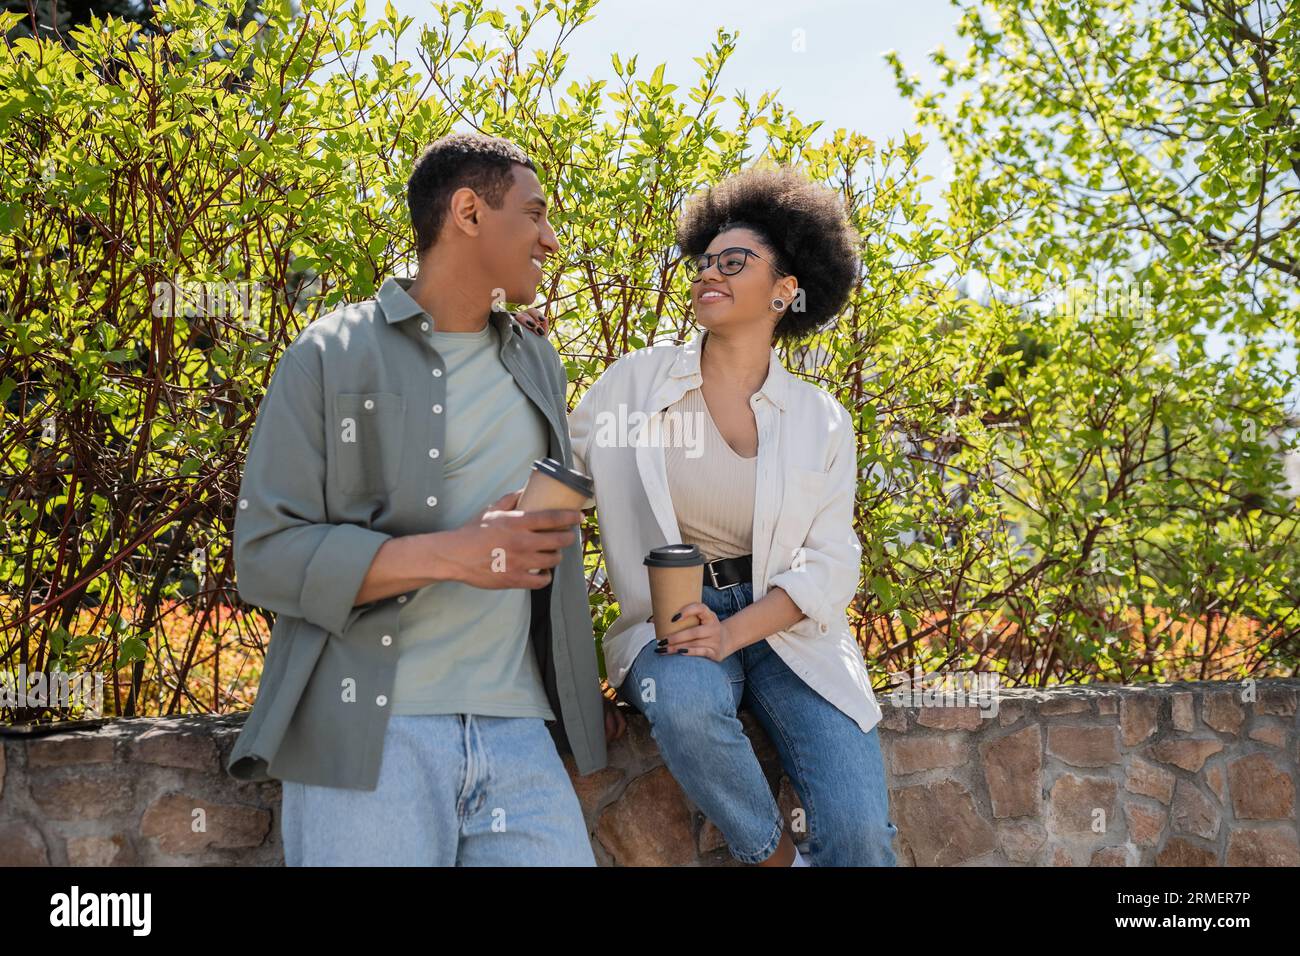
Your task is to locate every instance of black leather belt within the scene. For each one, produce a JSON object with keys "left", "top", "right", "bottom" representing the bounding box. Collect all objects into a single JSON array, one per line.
[{"left": 704, "top": 553, "right": 752, "bottom": 589}]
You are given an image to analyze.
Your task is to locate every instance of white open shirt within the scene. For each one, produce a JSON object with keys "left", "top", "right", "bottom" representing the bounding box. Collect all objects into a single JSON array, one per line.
[{"left": 569, "top": 328, "right": 883, "bottom": 734}]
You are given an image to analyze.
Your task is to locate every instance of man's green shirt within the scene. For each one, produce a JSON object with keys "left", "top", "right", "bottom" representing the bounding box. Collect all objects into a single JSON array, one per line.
[{"left": 225, "top": 276, "right": 607, "bottom": 791}]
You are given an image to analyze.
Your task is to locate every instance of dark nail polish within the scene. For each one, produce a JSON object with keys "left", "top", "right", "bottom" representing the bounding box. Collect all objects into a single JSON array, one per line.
[
  {"left": 656, "top": 639, "right": 668, "bottom": 647},
  {"left": 654, "top": 647, "right": 666, "bottom": 654},
  {"left": 676, "top": 649, "right": 688, "bottom": 655},
  {"left": 670, "top": 612, "right": 681, "bottom": 622}
]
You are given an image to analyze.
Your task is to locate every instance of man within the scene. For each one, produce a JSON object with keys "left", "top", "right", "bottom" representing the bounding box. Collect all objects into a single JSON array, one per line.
[{"left": 225, "top": 132, "right": 624, "bottom": 865}]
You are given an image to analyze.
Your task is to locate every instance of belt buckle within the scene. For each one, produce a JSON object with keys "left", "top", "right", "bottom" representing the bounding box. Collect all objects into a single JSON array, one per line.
[{"left": 707, "top": 561, "right": 739, "bottom": 590}]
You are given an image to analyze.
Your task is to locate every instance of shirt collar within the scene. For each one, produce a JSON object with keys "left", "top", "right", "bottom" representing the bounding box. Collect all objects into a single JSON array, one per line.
[
  {"left": 376, "top": 275, "right": 523, "bottom": 340},
  {"left": 670, "top": 327, "right": 789, "bottom": 411}
]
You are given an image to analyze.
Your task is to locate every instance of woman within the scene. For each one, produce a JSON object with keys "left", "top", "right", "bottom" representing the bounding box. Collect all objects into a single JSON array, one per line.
[{"left": 546, "top": 166, "right": 896, "bottom": 866}]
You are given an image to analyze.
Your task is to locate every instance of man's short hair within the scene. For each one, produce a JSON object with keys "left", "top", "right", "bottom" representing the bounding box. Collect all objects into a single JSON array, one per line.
[{"left": 407, "top": 133, "right": 536, "bottom": 257}]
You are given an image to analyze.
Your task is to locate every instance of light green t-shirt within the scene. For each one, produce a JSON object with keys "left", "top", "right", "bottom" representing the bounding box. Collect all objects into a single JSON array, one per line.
[{"left": 390, "top": 320, "right": 555, "bottom": 720}]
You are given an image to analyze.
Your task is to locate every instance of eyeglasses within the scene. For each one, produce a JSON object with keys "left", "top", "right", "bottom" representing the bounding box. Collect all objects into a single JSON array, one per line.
[{"left": 687, "top": 247, "right": 789, "bottom": 281}]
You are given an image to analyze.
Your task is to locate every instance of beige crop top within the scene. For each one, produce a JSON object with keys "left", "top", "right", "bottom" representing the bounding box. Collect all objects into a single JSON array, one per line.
[{"left": 663, "top": 386, "right": 756, "bottom": 562}]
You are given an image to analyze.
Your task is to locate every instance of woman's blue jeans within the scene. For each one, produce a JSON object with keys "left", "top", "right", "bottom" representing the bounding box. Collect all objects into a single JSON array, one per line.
[{"left": 617, "top": 581, "right": 898, "bottom": 866}]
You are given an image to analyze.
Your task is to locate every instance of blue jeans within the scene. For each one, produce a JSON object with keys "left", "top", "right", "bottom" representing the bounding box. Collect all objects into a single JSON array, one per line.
[
  {"left": 618, "top": 581, "right": 898, "bottom": 866},
  {"left": 280, "top": 713, "right": 595, "bottom": 866}
]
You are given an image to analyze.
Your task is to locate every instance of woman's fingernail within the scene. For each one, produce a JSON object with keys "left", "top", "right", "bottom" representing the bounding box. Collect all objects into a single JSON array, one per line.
[
  {"left": 670, "top": 612, "right": 681, "bottom": 622},
  {"left": 676, "top": 649, "right": 688, "bottom": 655},
  {"left": 656, "top": 638, "right": 668, "bottom": 647},
  {"left": 654, "top": 647, "right": 666, "bottom": 654}
]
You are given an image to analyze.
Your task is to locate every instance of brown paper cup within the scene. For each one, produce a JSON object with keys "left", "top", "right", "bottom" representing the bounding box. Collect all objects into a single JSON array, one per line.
[
  {"left": 644, "top": 544, "right": 706, "bottom": 639},
  {"left": 517, "top": 457, "right": 594, "bottom": 512},
  {"left": 518, "top": 458, "right": 595, "bottom": 574}
]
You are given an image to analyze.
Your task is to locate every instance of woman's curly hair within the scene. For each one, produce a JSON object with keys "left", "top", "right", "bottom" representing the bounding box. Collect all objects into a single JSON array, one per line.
[{"left": 675, "top": 165, "right": 860, "bottom": 341}]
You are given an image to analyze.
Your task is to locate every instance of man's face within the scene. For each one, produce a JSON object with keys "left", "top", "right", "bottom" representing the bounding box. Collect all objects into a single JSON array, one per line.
[{"left": 477, "top": 164, "right": 559, "bottom": 307}]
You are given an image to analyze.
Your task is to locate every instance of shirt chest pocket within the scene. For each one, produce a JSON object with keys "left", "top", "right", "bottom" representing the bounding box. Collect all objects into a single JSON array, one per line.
[
  {"left": 332, "top": 392, "right": 406, "bottom": 496},
  {"left": 772, "top": 465, "right": 828, "bottom": 549}
]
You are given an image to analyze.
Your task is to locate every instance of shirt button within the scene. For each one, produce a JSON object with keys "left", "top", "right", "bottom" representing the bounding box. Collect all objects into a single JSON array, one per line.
[
  {"left": 363, "top": 398, "right": 374, "bottom": 410},
  {"left": 376, "top": 695, "right": 388, "bottom": 706},
  {"left": 428, "top": 448, "right": 439, "bottom": 459},
  {"left": 432, "top": 404, "right": 442, "bottom": 413},
  {"left": 421, "top": 321, "right": 430, "bottom": 332},
  {"left": 426, "top": 496, "right": 438, "bottom": 507},
  {"left": 238, "top": 498, "right": 248, "bottom": 509},
  {"left": 432, "top": 368, "right": 442, "bottom": 377},
  {"left": 820, "top": 623, "right": 829, "bottom": 633},
  {"left": 381, "top": 634, "right": 392, "bottom": 646},
  {"left": 397, "top": 595, "right": 407, "bottom": 604}
]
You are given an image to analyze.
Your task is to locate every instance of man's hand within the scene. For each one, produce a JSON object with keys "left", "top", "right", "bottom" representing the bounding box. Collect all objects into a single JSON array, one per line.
[
  {"left": 485, "top": 488, "right": 524, "bottom": 515},
  {"left": 603, "top": 696, "right": 626, "bottom": 742},
  {"left": 440, "top": 490, "right": 581, "bottom": 590}
]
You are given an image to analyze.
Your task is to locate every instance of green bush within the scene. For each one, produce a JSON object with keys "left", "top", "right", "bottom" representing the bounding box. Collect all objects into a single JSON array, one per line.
[{"left": 1, "top": 0, "right": 1296, "bottom": 723}]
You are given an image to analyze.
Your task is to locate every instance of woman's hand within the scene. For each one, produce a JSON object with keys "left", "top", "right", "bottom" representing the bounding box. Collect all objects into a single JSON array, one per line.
[
  {"left": 655, "top": 603, "right": 736, "bottom": 661},
  {"left": 517, "top": 306, "right": 549, "bottom": 336}
]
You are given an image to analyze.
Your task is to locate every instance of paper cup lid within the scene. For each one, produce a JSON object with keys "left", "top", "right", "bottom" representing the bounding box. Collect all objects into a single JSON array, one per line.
[
  {"left": 531, "top": 457, "right": 595, "bottom": 498},
  {"left": 643, "top": 544, "right": 705, "bottom": 568}
]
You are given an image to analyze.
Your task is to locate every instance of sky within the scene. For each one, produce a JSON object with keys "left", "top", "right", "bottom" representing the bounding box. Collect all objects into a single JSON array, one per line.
[
  {"left": 339, "top": 0, "right": 1296, "bottom": 419},
  {"left": 360, "top": 0, "right": 967, "bottom": 210},
  {"left": 533, "top": 0, "right": 964, "bottom": 205}
]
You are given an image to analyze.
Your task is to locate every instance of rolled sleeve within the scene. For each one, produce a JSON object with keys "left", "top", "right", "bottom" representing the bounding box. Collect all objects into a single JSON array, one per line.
[
  {"left": 233, "top": 346, "right": 391, "bottom": 636},
  {"left": 767, "top": 411, "right": 862, "bottom": 632}
]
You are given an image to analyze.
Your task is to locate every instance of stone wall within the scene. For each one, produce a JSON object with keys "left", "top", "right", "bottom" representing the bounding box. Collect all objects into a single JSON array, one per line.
[{"left": 1, "top": 680, "right": 1296, "bottom": 866}]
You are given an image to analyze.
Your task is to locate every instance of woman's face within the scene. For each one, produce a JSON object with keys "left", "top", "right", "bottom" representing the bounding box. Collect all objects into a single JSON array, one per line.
[{"left": 689, "top": 227, "right": 795, "bottom": 333}]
